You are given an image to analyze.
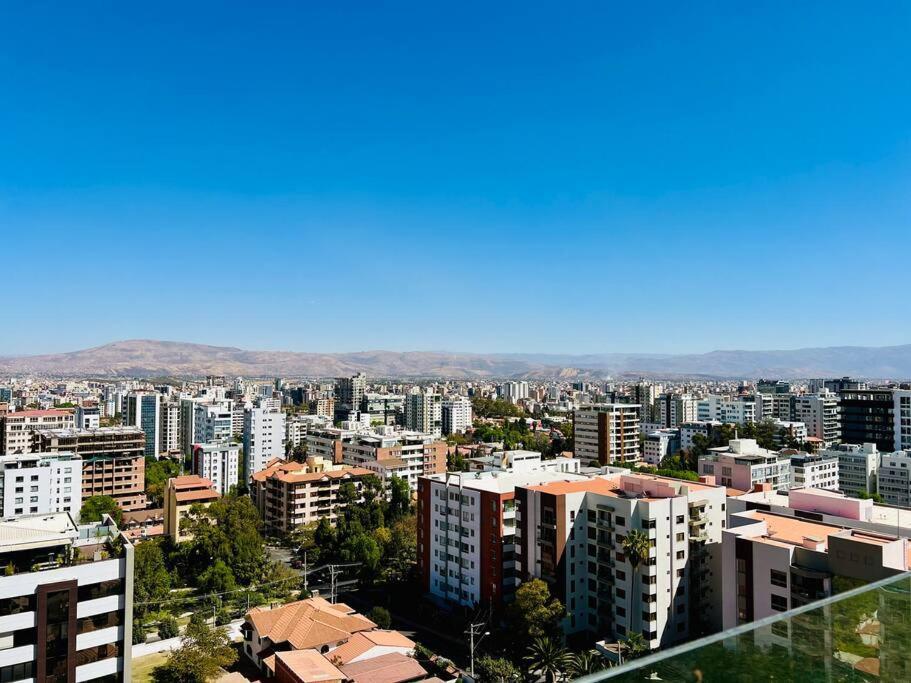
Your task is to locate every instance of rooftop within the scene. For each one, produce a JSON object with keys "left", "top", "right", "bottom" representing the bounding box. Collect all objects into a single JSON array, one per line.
[
  {"left": 0, "top": 512, "right": 78, "bottom": 553},
  {"left": 246, "top": 597, "right": 376, "bottom": 651},
  {"left": 274, "top": 649, "right": 346, "bottom": 683},
  {"left": 339, "top": 652, "right": 427, "bottom": 683},
  {"left": 425, "top": 468, "right": 590, "bottom": 494}
]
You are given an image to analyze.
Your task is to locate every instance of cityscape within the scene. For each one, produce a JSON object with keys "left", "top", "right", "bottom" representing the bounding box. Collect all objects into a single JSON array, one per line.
[{"left": 2, "top": 2, "right": 910, "bottom": 683}]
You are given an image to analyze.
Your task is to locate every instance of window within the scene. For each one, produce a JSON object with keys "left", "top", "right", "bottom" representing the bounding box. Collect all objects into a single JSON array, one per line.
[
  {"left": 616, "top": 516, "right": 625, "bottom": 527},
  {"left": 770, "top": 569, "right": 788, "bottom": 588},
  {"left": 771, "top": 594, "right": 788, "bottom": 612},
  {"left": 676, "top": 550, "right": 685, "bottom": 560},
  {"left": 676, "top": 515, "right": 684, "bottom": 524}
]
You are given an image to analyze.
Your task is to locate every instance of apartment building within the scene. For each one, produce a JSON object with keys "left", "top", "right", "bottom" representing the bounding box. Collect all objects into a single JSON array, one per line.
[
  {"left": 404, "top": 389, "right": 442, "bottom": 438},
  {"left": 335, "top": 373, "right": 367, "bottom": 422},
  {"left": 442, "top": 396, "right": 472, "bottom": 435},
  {"left": 657, "top": 394, "right": 697, "bottom": 428},
  {"left": 788, "top": 452, "right": 839, "bottom": 490},
  {"left": 159, "top": 400, "right": 180, "bottom": 454},
  {"left": 340, "top": 427, "right": 446, "bottom": 490},
  {"left": 121, "top": 391, "right": 160, "bottom": 457},
  {"left": 250, "top": 457, "right": 373, "bottom": 534},
  {"left": 243, "top": 407, "right": 286, "bottom": 479},
  {"left": 894, "top": 390, "right": 911, "bottom": 452},
  {"left": 418, "top": 467, "right": 589, "bottom": 610},
  {"left": 1, "top": 409, "right": 75, "bottom": 454},
  {"left": 839, "top": 388, "right": 895, "bottom": 451},
  {"left": 679, "top": 421, "right": 723, "bottom": 452},
  {"left": 35, "top": 426, "right": 147, "bottom": 511},
  {"left": 0, "top": 512, "right": 134, "bottom": 682},
  {"left": 518, "top": 472, "right": 727, "bottom": 648},
  {"left": 696, "top": 396, "right": 757, "bottom": 425},
  {"left": 642, "top": 429, "right": 680, "bottom": 466},
  {"left": 877, "top": 450, "right": 911, "bottom": 507},
  {"left": 699, "top": 439, "right": 791, "bottom": 491},
  {"left": 0, "top": 452, "right": 82, "bottom": 519},
  {"left": 285, "top": 414, "right": 332, "bottom": 449},
  {"left": 819, "top": 442, "right": 879, "bottom": 497},
  {"left": 74, "top": 405, "right": 101, "bottom": 430},
  {"left": 728, "top": 486, "right": 911, "bottom": 539},
  {"left": 194, "top": 403, "right": 234, "bottom": 447},
  {"left": 792, "top": 391, "right": 840, "bottom": 446},
  {"left": 164, "top": 475, "right": 219, "bottom": 542},
  {"left": 574, "top": 404, "right": 641, "bottom": 466},
  {"left": 362, "top": 393, "right": 405, "bottom": 426},
  {"left": 191, "top": 442, "right": 240, "bottom": 495},
  {"left": 721, "top": 509, "right": 910, "bottom": 630}
]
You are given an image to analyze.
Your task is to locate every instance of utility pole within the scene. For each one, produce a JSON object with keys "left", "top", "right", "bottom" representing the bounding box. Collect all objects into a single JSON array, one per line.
[
  {"left": 465, "top": 622, "right": 489, "bottom": 679},
  {"left": 329, "top": 564, "right": 339, "bottom": 604},
  {"left": 303, "top": 551, "right": 308, "bottom": 594}
]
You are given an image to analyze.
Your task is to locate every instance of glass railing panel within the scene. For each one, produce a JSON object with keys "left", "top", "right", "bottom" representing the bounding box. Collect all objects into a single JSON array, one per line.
[{"left": 573, "top": 572, "right": 911, "bottom": 682}]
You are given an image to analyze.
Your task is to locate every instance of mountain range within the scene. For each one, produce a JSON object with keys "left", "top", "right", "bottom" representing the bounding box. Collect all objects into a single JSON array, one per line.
[{"left": 1, "top": 340, "right": 911, "bottom": 380}]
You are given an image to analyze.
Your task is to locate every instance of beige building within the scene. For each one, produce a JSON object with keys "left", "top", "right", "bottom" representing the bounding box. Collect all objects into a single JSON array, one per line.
[
  {"left": 1, "top": 409, "right": 74, "bottom": 454},
  {"left": 250, "top": 456, "right": 372, "bottom": 534},
  {"left": 573, "top": 404, "right": 641, "bottom": 466},
  {"left": 164, "top": 475, "right": 220, "bottom": 542}
]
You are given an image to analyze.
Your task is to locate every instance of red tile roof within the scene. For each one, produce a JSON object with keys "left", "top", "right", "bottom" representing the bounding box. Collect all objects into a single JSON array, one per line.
[{"left": 339, "top": 652, "right": 426, "bottom": 683}]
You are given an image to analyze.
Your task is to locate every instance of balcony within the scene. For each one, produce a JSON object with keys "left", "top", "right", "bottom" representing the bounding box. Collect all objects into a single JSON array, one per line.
[{"left": 581, "top": 572, "right": 911, "bottom": 682}]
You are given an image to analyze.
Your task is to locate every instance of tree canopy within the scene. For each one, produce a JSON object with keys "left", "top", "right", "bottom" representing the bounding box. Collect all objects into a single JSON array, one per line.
[
  {"left": 79, "top": 495, "right": 122, "bottom": 526},
  {"left": 152, "top": 618, "right": 237, "bottom": 683}
]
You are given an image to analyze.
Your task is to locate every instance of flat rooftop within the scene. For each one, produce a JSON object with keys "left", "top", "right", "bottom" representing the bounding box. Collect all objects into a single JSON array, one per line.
[
  {"left": 425, "top": 469, "right": 589, "bottom": 494},
  {"left": 0, "top": 512, "right": 78, "bottom": 553}
]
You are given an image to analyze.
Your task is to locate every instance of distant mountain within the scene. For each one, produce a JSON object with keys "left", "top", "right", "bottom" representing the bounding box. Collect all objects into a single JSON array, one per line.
[{"left": 0, "top": 340, "right": 910, "bottom": 379}]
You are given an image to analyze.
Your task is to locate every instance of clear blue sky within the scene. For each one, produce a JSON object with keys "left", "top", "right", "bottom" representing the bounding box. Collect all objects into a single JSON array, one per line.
[{"left": 1, "top": 1, "right": 909, "bottom": 356}]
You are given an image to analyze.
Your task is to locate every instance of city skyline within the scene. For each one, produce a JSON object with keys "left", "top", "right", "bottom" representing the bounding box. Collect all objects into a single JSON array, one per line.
[{"left": 2, "top": 2, "right": 910, "bottom": 355}]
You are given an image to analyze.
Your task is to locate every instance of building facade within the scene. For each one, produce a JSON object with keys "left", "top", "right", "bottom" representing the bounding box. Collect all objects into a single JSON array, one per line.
[
  {"left": 442, "top": 396, "right": 472, "bottom": 436},
  {"left": 0, "top": 452, "right": 82, "bottom": 519},
  {"left": 1, "top": 410, "right": 75, "bottom": 454},
  {"left": 574, "top": 404, "right": 641, "bottom": 466},
  {"left": 122, "top": 392, "right": 160, "bottom": 457},
  {"left": 191, "top": 442, "right": 240, "bottom": 495},
  {"left": 243, "top": 408, "right": 286, "bottom": 479}
]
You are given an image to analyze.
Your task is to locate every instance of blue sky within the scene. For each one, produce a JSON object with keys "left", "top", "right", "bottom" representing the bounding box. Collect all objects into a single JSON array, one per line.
[{"left": 1, "top": 2, "right": 909, "bottom": 356}]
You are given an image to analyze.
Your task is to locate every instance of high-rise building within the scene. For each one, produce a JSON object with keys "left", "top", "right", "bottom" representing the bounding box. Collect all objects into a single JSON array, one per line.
[
  {"left": 192, "top": 442, "right": 240, "bottom": 496},
  {"left": 0, "top": 512, "right": 135, "bottom": 681},
  {"left": 1, "top": 409, "right": 75, "bottom": 454},
  {"left": 243, "top": 407, "right": 286, "bottom": 478},
  {"left": 340, "top": 427, "right": 446, "bottom": 490},
  {"left": 335, "top": 373, "right": 367, "bottom": 422},
  {"left": 658, "top": 393, "right": 697, "bottom": 428},
  {"left": 35, "top": 426, "right": 147, "bottom": 511},
  {"left": 122, "top": 391, "right": 160, "bottom": 457},
  {"left": 518, "top": 472, "right": 727, "bottom": 647},
  {"left": 788, "top": 452, "right": 839, "bottom": 490},
  {"left": 696, "top": 396, "right": 757, "bottom": 425},
  {"left": 893, "top": 390, "right": 911, "bottom": 452},
  {"left": 361, "top": 393, "right": 405, "bottom": 426},
  {"left": 442, "top": 396, "right": 472, "bottom": 435},
  {"left": 838, "top": 388, "right": 895, "bottom": 451},
  {"left": 193, "top": 403, "right": 233, "bottom": 446},
  {"left": 0, "top": 452, "right": 82, "bottom": 519},
  {"left": 792, "top": 391, "right": 840, "bottom": 446},
  {"left": 74, "top": 405, "right": 100, "bottom": 430},
  {"left": 404, "top": 389, "right": 442, "bottom": 438},
  {"left": 632, "top": 382, "right": 661, "bottom": 424},
  {"left": 573, "top": 404, "right": 640, "bottom": 466},
  {"left": 159, "top": 400, "right": 180, "bottom": 454},
  {"left": 499, "top": 381, "right": 529, "bottom": 403}
]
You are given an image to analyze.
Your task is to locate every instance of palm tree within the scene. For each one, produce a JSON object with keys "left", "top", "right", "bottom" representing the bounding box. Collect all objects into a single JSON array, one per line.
[
  {"left": 620, "top": 631, "right": 647, "bottom": 661},
  {"left": 524, "top": 636, "right": 570, "bottom": 683},
  {"left": 621, "top": 529, "right": 651, "bottom": 644},
  {"left": 567, "top": 650, "right": 605, "bottom": 678}
]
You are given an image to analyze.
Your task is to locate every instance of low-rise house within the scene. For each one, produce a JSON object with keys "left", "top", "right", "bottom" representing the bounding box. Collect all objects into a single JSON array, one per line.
[{"left": 164, "top": 475, "right": 219, "bottom": 542}]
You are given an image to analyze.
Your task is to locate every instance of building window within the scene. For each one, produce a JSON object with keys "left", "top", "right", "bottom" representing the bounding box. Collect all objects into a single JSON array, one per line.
[
  {"left": 770, "top": 569, "right": 788, "bottom": 588},
  {"left": 771, "top": 594, "right": 788, "bottom": 612}
]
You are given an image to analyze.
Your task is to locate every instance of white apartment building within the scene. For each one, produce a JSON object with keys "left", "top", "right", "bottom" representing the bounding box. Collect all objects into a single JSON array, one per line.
[
  {"left": 74, "top": 405, "right": 101, "bottom": 430},
  {"left": 699, "top": 439, "right": 791, "bottom": 491},
  {"left": 243, "top": 408, "right": 286, "bottom": 479},
  {"left": 520, "top": 472, "right": 727, "bottom": 648},
  {"left": 340, "top": 427, "right": 446, "bottom": 491},
  {"left": 819, "top": 442, "right": 879, "bottom": 497},
  {"left": 658, "top": 394, "right": 697, "bottom": 428},
  {"left": 159, "top": 400, "right": 180, "bottom": 454},
  {"left": 191, "top": 441, "right": 240, "bottom": 495},
  {"left": 418, "top": 466, "right": 588, "bottom": 609},
  {"left": 500, "top": 381, "right": 529, "bottom": 402},
  {"left": 895, "top": 390, "right": 911, "bottom": 452},
  {"left": 285, "top": 414, "right": 332, "bottom": 449},
  {"left": 877, "top": 450, "right": 911, "bottom": 507},
  {"left": 1, "top": 410, "right": 75, "bottom": 454},
  {"left": 696, "top": 396, "right": 757, "bottom": 425},
  {"left": 0, "top": 512, "right": 134, "bottom": 682},
  {"left": 465, "top": 450, "right": 581, "bottom": 475},
  {"left": 442, "top": 396, "right": 472, "bottom": 435},
  {"left": 574, "top": 404, "right": 641, "bottom": 466},
  {"left": 194, "top": 403, "right": 234, "bottom": 447},
  {"left": 404, "top": 389, "right": 442, "bottom": 438},
  {"left": 788, "top": 452, "right": 839, "bottom": 490},
  {"left": 642, "top": 429, "right": 681, "bottom": 466},
  {"left": 0, "top": 452, "right": 82, "bottom": 519},
  {"left": 792, "top": 391, "right": 840, "bottom": 446},
  {"left": 773, "top": 420, "right": 807, "bottom": 445},
  {"left": 679, "top": 421, "right": 722, "bottom": 451}
]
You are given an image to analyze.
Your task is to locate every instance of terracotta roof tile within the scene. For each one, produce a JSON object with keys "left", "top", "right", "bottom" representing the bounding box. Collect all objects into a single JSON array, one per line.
[
  {"left": 339, "top": 652, "right": 426, "bottom": 683},
  {"left": 246, "top": 597, "right": 375, "bottom": 651}
]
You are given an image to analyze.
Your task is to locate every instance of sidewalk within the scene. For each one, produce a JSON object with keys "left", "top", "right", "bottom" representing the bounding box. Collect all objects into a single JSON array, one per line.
[{"left": 132, "top": 618, "right": 245, "bottom": 659}]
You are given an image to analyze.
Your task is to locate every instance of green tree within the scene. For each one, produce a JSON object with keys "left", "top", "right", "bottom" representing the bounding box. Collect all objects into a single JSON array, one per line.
[
  {"left": 133, "top": 540, "right": 171, "bottom": 619},
  {"left": 158, "top": 615, "right": 180, "bottom": 640},
  {"left": 471, "top": 397, "right": 524, "bottom": 418},
  {"left": 368, "top": 606, "right": 392, "bottom": 629},
  {"left": 182, "top": 494, "right": 265, "bottom": 585},
  {"left": 388, "top": 476, "right": 411, "bottom": 520},
  {"left": 567, "top": 650, "right": 605, "bottom": 677},
  {"left": 146, "top": 458, "right": 182, "bottom": 507},
  {"left": 506, "top": 578, "right": 565, "bottom": 650},
  {"left": 197, "top": 560, "right": 236, "bottom": 595},
  {"left": 621, "top": 529, "right": 651, "bottom": 642},
  {"left": 475, "top": 655, "right": 521, "bottom": 682},
  {"left": 79, "top": 495, "right": 122, "bottom": 526},
  {"left": 524, "top": 637, "right": 569, "bottom": 683},
  {"left": 152, "top": 619, "right": 237, "bottom": 683},
  {"left": 621, "top": 631, "right": 648, "bottom": 661}
]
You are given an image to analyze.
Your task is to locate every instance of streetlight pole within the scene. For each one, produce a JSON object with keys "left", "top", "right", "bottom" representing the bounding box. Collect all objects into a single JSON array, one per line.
[{"left": 465, "top": 622, "right": 489, "bottom": 679}]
